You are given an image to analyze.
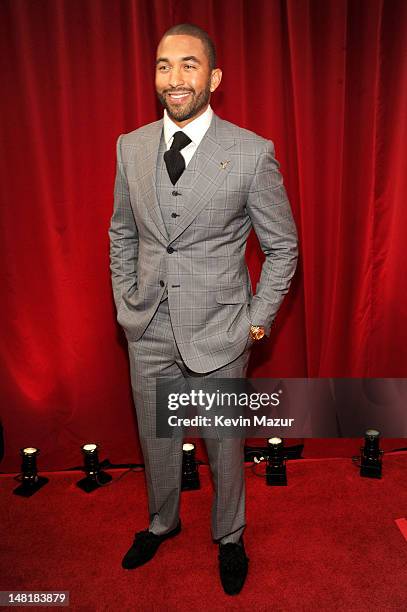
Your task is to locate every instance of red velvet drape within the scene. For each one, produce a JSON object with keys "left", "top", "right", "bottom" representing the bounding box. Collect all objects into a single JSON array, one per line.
[{"left": 1, "top": 0, "right": 406, "bottom": 471}]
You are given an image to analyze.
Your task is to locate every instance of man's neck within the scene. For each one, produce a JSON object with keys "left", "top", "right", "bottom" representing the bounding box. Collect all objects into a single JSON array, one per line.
[{"left": 167, "top": 104, "right": 210, "bottom": 128}]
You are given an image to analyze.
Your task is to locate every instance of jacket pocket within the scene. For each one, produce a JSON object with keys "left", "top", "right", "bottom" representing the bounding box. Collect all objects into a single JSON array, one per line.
[{"left": 216, "top": 284, "right": 250, "bottom": 304}]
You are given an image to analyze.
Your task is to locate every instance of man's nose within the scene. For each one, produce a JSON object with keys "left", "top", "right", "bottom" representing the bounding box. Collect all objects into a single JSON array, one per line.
[{"left": 169, "top": 66, "right": 184, "bottom": 88}]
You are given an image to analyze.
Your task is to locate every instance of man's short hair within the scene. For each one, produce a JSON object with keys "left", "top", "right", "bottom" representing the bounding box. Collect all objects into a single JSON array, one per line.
[{"left": 161, "top": 23, "right": 217, "bottom": 70}]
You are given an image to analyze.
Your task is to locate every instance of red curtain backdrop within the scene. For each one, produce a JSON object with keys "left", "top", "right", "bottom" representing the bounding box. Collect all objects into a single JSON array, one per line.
[{"left": 1, "top": 0, "right": 406, "bottom": 471}]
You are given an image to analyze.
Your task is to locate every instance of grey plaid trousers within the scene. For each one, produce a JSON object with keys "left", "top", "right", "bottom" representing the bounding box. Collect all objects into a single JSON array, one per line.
[{"left": 128, "top": 297, "right": 251, "bottom": 544}]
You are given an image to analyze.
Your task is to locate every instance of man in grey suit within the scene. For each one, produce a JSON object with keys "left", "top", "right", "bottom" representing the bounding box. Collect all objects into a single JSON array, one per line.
[{"left": 109, "top": 23, "right": 298, "bottom": 595}]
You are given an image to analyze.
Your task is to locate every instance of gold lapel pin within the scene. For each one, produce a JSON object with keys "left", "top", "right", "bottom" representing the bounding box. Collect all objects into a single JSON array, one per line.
[{"left": 220, "top": 160, "right": 230, "bottom": 169}]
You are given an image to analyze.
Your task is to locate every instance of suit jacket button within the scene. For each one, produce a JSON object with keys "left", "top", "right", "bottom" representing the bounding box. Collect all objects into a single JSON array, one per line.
[
  {"left": 172, "top": 190, "right": 179, "bottom": 196},
  {"left": 159, "top": 280, "right": 165, "bottom": 287},
  {"left": 167, "top": 246, "right": 174, "bottom": 254}
]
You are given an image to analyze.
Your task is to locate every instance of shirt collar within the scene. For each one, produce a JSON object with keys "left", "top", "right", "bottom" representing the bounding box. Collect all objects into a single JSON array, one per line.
[{"left": 163, "top": 105, "right": 213, "bottom": 148}]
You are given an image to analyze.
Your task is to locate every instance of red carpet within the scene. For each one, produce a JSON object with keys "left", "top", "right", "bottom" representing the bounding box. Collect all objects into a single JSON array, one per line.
[{"left": 1, "top": 455, "right": 407, "bottom": 611}]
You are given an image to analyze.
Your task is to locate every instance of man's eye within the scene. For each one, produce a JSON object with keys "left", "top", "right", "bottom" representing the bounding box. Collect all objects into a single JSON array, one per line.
[
  {"left": 158, "top": 65, "right": 170, "bottom": 72},
  {"left": 184, "top": 64, "right": 196, "bottom": 70}
]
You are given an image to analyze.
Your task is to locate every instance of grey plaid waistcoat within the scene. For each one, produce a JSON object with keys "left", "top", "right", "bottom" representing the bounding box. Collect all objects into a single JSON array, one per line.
[{"left": 156, "top": 135, "right": 198, "bottom": 301}]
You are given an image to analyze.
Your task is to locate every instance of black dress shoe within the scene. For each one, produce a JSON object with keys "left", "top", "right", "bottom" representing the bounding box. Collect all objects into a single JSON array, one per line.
[
  {"left": 122, "top": 521, "right": 181, "bottom": 569},
  {"left": 218, "top": 540, "right": 249, "bottom": 595}
]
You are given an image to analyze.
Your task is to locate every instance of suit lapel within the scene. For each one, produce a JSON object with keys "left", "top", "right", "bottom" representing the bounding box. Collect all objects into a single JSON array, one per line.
[
  {"left": 136, "top": 120, "right": 168, "bottom": 240},
  {"left": 169, "top": 114, "right": 236, "bottom": 243}
]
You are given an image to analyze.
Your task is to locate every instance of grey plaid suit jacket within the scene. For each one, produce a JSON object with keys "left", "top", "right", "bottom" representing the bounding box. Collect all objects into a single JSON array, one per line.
[{"left": 109, "top": 113, "right": 298, "bottom": 373}]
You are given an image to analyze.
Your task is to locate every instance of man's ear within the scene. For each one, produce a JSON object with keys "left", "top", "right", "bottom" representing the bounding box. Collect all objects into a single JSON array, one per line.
[{"left": 210, "top": 68, "right": 222, "bottom": 93}]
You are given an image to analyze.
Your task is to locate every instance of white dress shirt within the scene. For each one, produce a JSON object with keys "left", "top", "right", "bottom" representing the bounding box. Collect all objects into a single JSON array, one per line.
[{"left": 163, "top": 105, "right": 213, "bottom": 168}]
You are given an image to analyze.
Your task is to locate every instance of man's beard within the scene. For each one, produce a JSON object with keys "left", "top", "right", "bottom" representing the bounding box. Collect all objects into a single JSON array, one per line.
[{"left": 157, "top": 83, "right": 211, "bottom": 122}]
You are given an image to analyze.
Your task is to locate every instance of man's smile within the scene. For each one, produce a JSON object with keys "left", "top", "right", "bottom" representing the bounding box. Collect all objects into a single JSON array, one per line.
[{"left": 166, "top": 90, "right": 193, "bottom": 104}]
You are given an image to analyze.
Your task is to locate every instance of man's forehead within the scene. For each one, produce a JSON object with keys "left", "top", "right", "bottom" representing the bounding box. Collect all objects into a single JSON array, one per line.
[{"left": 156, "top": 34, "right": 206, "bottom": 59}]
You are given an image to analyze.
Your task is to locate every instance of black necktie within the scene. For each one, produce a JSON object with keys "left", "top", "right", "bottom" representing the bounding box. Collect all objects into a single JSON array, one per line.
[{"left": 164, "top": 131, "right": 192, "bottom": 185}]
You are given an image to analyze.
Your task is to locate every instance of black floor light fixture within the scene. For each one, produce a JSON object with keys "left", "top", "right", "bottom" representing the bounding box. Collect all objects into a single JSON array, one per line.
[
  {"left": 76, "top": 443, "right": 112, "bottom": 492},
  {"left": 181, "top": 442, "right": 200, "bottom": 491},
  {"left": 360, "top": 429, "right": 383, "bottom": 479},
  {"left": 13, "top": 447, "right": 49, "bottom": 497},
  {"left": 266, "top": 437, "right": 287, "bottom": 486},
  {"left": 244, "top": 441, "right": 303, "bottom": 463}
]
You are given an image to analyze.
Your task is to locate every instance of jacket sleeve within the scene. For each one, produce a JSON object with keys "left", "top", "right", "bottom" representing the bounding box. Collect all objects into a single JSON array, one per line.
[
  {"left": 108, "top": 135, "right": 139, "bottom": 311},
  {"left": 246, "top": 139, "right": 298, "bottom": 335}
]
